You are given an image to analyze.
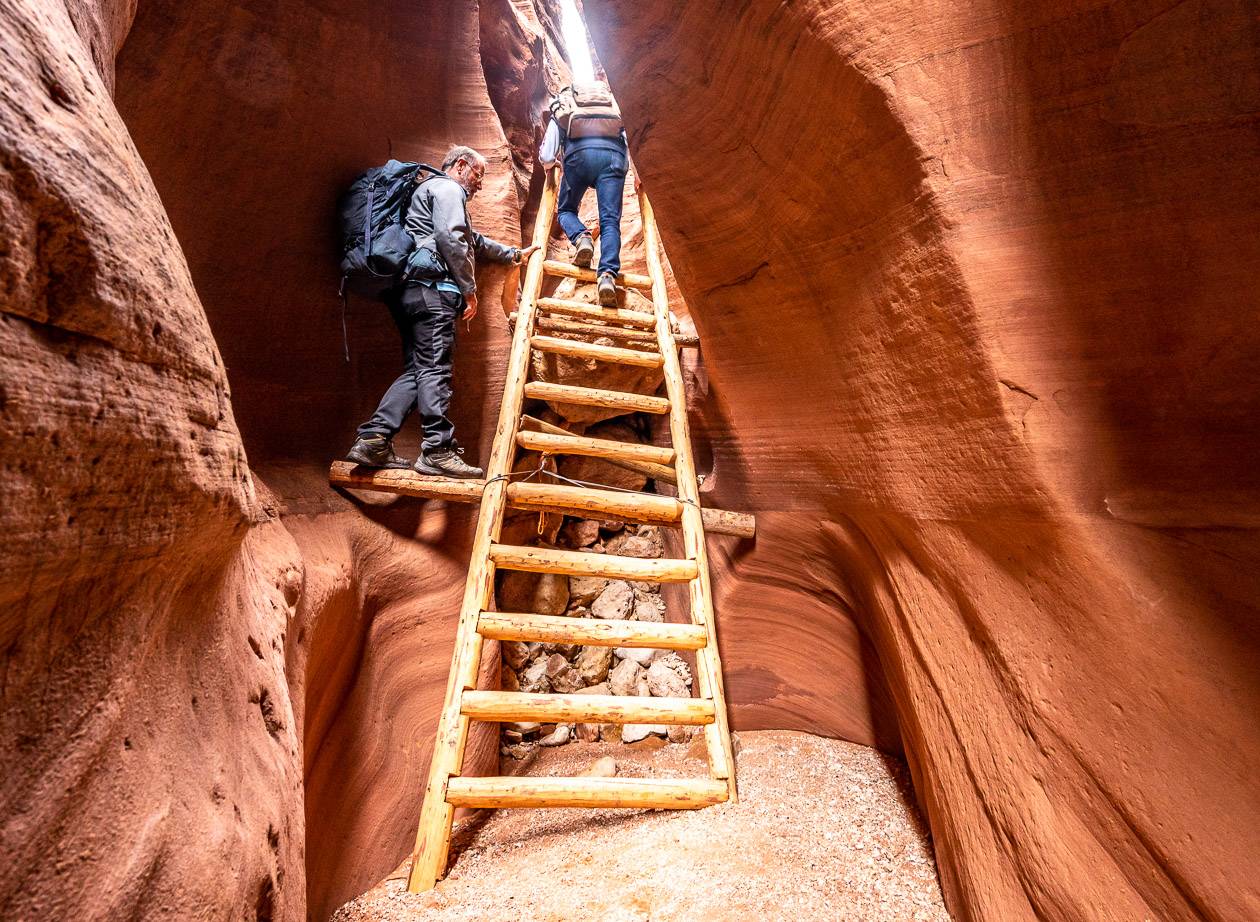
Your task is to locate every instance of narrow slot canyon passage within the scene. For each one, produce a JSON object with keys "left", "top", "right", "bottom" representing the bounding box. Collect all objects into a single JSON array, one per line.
[{"left": 1, "top": 1, "right": 1258, "bottom": 921}]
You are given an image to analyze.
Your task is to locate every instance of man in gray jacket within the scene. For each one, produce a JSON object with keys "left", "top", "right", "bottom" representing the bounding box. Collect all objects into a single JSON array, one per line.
[{"left": 345, "top": 145, "right": 536, "bottom": 478}]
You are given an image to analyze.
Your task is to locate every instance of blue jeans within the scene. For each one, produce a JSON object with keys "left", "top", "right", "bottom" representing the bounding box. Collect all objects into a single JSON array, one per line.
[{"left": 557, "top": 145, "right": 628, "bottom": 275}]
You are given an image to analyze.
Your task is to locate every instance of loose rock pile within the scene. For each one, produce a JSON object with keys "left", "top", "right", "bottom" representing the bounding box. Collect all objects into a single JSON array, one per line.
[{"left": 496, "top": 521, "right": 697, "bottom": 759}]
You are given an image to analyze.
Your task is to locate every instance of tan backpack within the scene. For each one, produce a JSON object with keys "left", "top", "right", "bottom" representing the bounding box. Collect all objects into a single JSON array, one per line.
[{"left": 549, "top": 83, "right": 624, "bottom": 142}]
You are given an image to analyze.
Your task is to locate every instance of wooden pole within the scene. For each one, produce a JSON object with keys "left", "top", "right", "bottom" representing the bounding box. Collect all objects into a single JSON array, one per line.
[
  {"left": 518, "top": 415, "right": 678, "bottom": 486},
  {"left": 490, "top": 543, "right": 698, "bottom": 581},
  {"left": 535, "top": 296, "right": 658, "bottom": 329},
  {"left": 327, "top": 462, "right": 756, "bottom": 538},
  {"left": 518, "top": 313, "right": 700, "bottom": 347},
  {"left": 406, "top": 169, "right": 560, "bottom": 893},
  {"left": 542, "top": 259, "right": 653, "bottom": 290},
  {"left": 515, "top": 429, "right": 675, "bottom": 466},
  {"left": 476, "top": 611, "right": 708, "bottom": 649},
  {"left": 523, "top": 381, "right": 669, "bottom": 414},
  {"left": 460, "top": 690, "right": 715, "bottom": 725},
  {"left": 639, "top": 189, "right": 739, "bottom": 803},
  {"left": 530, "top": 334, "right": 664, "bottom": 368},
  {"left": 445, "top": 775, "right": 728, "bottom": 809}
]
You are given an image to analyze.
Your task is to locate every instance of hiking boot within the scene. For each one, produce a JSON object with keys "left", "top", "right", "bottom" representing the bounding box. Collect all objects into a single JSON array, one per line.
[
  {"left": 597, "top": 271, "right": 618, "bottom": 307},
  {"left": 345, "top": 435, "right": 410, "bottom": 469},
  {"left": 414, "top": 444, "right": 484, "bottom": 479},
  {"left": 573, "top": 233, "right": 594, "bottom": 268}
]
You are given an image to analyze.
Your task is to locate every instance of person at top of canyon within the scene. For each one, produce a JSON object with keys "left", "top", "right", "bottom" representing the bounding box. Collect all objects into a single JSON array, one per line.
[
  {"left": 540, "top": 81, "right": 629, "bottom": 307},
  {"left": 344, "top": 145, "right": 537, "bottom": 479}
]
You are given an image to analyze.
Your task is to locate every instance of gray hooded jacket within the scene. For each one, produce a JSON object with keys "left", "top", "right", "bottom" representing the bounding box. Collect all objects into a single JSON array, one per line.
[{"left": 404, "top": 174, "right": 519, "bottom": 296}]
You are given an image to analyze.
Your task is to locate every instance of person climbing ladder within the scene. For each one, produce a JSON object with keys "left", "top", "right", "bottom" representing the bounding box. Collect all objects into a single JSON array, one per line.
[{"left": 539, "top": 82, "right": 628, "bottom": 308}]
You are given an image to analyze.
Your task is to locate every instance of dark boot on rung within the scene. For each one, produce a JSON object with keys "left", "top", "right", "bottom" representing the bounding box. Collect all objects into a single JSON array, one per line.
[
  {"left": 573, "top": 233, "right": 594, "bottom": 269},
  {"left": 597, "top": 271, "right": 618, "bottom": 307},
  {"left": 414, "top": 444, "right": 484, "bottom": 479},
  {"left": 345, "top": 435, "right": 410, "bottom": 469}
]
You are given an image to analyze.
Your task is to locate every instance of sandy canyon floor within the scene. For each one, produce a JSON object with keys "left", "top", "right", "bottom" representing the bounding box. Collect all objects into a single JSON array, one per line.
[{"left": 333, "top": 730, "right": 949, "bottom": 921}]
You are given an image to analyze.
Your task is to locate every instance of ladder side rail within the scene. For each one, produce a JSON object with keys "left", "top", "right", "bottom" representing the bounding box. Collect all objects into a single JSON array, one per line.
[
  {"left": 407, "top": 168, "right": 560, "bottom": 893},
  {"left": 638, "top": 188, "right": 738, "bottom": 802}
]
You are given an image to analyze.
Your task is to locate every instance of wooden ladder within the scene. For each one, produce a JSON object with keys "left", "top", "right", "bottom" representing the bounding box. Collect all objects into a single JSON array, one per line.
[{"left": 405, "top": 169, "right": 738, "bottom": 892}]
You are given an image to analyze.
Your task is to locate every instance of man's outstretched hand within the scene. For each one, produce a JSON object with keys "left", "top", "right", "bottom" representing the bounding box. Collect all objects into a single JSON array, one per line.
[{"left": 517, "top": 244, "right": 541, "bottom": 264}]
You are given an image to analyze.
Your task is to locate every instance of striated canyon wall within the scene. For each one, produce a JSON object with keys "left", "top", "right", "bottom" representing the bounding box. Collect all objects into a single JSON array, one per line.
[{"left": 584, "top": 1, "right": 1260, "bottom": 920}]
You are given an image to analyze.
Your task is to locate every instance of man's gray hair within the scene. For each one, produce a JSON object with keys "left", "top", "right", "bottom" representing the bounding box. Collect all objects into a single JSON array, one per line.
[{"left": 442, "top": 145, "right": 485, "bottom": 171}]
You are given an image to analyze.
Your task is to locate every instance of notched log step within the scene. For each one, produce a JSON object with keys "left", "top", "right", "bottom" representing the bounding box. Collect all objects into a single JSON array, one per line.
[
  {"left": 535, "top": 297, "right": 657, "bottom": 329},
  {"left": 540, "top": 261, "right": 653, "bottom": 291},
  {"left": 445, "top": 775, "right": 729, "bottom": 809},
  {"left": 516, "top": 429, "right": 675, "bottom": 466},
  {"left": 477, "top": 612, "right": 708, "bottom": 649},
  {"left": 523, "top": 381, "right": 669, "bottom": 414},
  {"left": 531, "top": 334, "right": 664, "bottom": 368},
  {"left": 489, "top": 543, "right": 698, "bottom": 581},
  {"left": 460, "top": 689, "right": 715, "bottom": 725}
]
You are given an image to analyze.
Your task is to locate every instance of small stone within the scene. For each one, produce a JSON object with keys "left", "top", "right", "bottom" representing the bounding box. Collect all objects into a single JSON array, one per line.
[
  {"left": 502, "top": 729, "right": 523, "bottom": 744},
  {"left": 591, "top": 580, "right": 634, "bottom": 620},
  {"left": 632, "top": 590, "right": 665, "bottom": 622},
  {"left": 574, "top": 645, "right": 612, "bottom": 683},
  {"left": 550, "top": 664, "right": 585, "bottom": 693},
  {"left": 569, "top": 576, "right": 610, "bottom": 606},
  {"left": 620, "top": 724, "right": 666, "bottom": 743},
  {"left": 647, "top": 652, "right": 692, "bottom": 698},
  {"left": 539, "top": 724, "right": 571, "bottom": 746},
  {"left": 561, "top": 518, "right": 601, "bottom": 548},
  {"left": 614, "top": 646, "right": 656, "bottom": 667},
  {"left": 607, "top": 658, "right": 644, "bottom": 696},
  {"left": 629, "top": 581, "right": 660, "bottom": 594},
  {"left": 544, "top": 653, "right": 570, "bottom": 677},
  {"left": 579, "top": 755, "right": 617, "bottom": 778},
  {"left": 500, "top": 664, "right": 520, "bottom": 692},
  {"left": 504, "top": 721, "right": 541, "bottom": 734},
  {"left": 498, "top": 570, "right": 570, "bottom": 615},
  {"left": 616, "top": 532, "right": 663, "bottom": 559},
  {"left": 576, "top": 722, "right": 601, "bottom": 742},
  {"left": 502, "top": 641, "right": 535, "bottom": 670},
  {"left": 501, "top": 742, "right": 535, "bottom": 760},
  {"left": 519, "top": 658, "right": 551, "bottom": 694},
  {"left": 667, "top": 724, "right": 698, "bottom": 744},
  {"left": 599, "top": 723, "right": 623, "bottom": 743},
  {"left": 543, "top": 641, "right": 580, "bottom": 658}
]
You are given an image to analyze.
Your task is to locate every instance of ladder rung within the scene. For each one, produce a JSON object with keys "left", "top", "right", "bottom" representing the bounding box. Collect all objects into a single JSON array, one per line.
[
  {"left": 535, "top": 297, "right": 657, "bottom": 330},
  {"left": 516, "top": 429, "right": 675, "bottom": 466},
  {"left": 521, "top": 314, "right": 696, "bottom": 347},
  {"left": 490, "top": 544, "right": 697, "bottom": 582},
  {"left": 531, "top": 334, "right": 663, "bottom": 369},
  {"left": 445, "top": 775, "right": 728, "bottom": 809},
  {"left": 461, "top": 690, "right": 715, "bottom": 725},
  {"left": 478, "top": 612, "right": 708, "bottom": 649},
  {"left": 541, "top": 261, "right": 653, "bottom": 291},
  {"left": 523, "top": 381, "right": 669, "bottom": 414},
  {"left": 507, "top": 482, "right": 681, "bottom": 526}
]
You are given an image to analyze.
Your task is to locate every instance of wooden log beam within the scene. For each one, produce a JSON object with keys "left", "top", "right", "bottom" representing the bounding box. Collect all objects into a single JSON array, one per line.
[
  {"left": 477, "top": 612, "right": 708, "bottom": 649},
  {"left": 535, "top": 296, "right": 657, "bottom": 329},
  {"left": 523, "top": 381, "right": 669, "bottom": 414},
  {"left": 489, "top": 544, "right": 698, "bottom": 582},
  {"left": 516, "top": 313, "right": 699, "bottom": 347},
  {"left": 507, "top": 481, "right": 681, "bottom": 525},
  {"left": 460, "top": 690, "right": 715, "bottom": 725},
  {"left": 515, "top": 429, "right": 675, "bottom": 466},
  {"left": 328, "top": 461, "right": 756, "bottom": 539},
  {"left": 445, "top": 775, "right": 728, "bottom": 810},
  {"left": 519, "top": 415, "right": 677, "bottom": 486},
  {"left": 542, "top": 260, "right": 653, "bottom": 290},
  {"left": 531, "top": 334, "right": 664, "bottom": 369}
]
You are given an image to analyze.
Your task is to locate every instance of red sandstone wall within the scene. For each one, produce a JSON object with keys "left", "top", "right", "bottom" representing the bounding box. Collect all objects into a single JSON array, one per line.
[
  {"left": 0, "top": 0, "right": 304, "bottom": 918},
  {"left": 112, "top": 2, "right": 567, "bottom": 918},
  {"left": 584, "top": 1, "right": 1260, "bottom": 920}
]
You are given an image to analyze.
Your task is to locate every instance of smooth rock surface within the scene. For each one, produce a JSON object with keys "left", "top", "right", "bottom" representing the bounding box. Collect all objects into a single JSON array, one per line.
[{"left": 585, "top": 2, "right": 1260, "bottom": 919}]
